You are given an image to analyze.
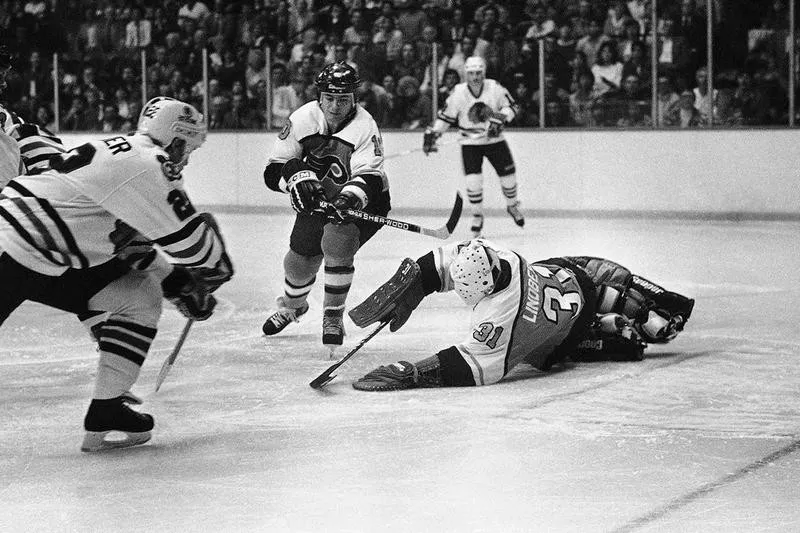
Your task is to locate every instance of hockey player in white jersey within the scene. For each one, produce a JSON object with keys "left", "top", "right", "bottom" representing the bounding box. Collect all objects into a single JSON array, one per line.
[
  {"left": 423, "top": 56, "right": 523, "bottom": 236},
  {"left": 261, "top": 61, "right": 390, "bottom": 355},
  {"left": 0, "top": 97, "right": 233, "bottom": 451},
  {"left": 348, "top": 239, "right": 694, "bottom": 390}
]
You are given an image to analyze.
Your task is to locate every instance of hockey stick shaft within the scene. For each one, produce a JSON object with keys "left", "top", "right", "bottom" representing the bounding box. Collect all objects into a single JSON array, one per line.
[
  {"left": 155, "top": 319, "right": 194, "bottom": 392},
  {"left": 318, "top": 192, "right": 463, "bottom": 240},
  {"left": 309, "top": 319, "right": 390, "bottom": 389}
]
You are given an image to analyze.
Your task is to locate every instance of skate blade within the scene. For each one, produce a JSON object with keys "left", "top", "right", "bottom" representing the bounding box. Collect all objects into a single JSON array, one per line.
[{"left": 81, "top": 430, "right": 152, "bottom": 452}]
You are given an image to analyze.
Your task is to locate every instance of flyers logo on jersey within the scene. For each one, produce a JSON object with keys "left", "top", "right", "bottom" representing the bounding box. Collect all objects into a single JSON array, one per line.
[{"left": 278, "top": 120, "right": 292, "bottom": 140}]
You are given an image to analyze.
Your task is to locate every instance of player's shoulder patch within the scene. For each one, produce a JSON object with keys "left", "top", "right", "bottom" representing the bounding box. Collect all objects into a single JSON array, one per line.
[{"left": 278, "top": 119, "right": 292, "bottom": 140}]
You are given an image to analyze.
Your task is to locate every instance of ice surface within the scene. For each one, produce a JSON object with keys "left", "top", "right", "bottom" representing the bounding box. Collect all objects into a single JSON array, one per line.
[{"left": 1, "top": 211, "right": 799, "bottom": 532}]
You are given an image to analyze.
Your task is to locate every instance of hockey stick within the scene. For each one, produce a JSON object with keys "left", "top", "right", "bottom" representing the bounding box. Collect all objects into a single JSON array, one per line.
[
  {"left": 309, "top": 319, "right": 390, "bottom": 389},
  {"left": 154, "top": 319, "right": 194, "bottom": 392},
  {"left": 318, "top": 192, "right": 463, "bottom": 240}
]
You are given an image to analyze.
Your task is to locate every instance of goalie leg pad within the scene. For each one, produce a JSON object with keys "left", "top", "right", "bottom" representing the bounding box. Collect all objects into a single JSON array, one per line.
[{"left": 348, "top": 258, "right": 424, "bottom": 331}]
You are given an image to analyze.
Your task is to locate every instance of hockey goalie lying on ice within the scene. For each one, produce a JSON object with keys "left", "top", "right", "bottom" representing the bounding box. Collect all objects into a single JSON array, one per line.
[{"left": 348, "top": 239, "right": 694, "bottom": 391}]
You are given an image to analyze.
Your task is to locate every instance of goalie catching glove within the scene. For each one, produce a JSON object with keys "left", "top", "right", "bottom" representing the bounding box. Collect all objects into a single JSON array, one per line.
[
  {"left": 161, "top": 266, "right": 217, "bottom": 321},
  {"left": 283, "top": 158, "right": 323, "bottom": 215},
  {"left": 349, "top": 258, "right": 426, "bottom": 332}
]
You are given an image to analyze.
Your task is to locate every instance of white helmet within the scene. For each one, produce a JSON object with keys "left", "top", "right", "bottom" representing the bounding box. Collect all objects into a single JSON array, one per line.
[
  {"left": 449, "top": 239, "right": 502, "bottom": 307},
  {"left": 137, "top": 97, "right": 207, "bottom": 165},
  {"left": 464, "top": 56, "right": 486, "bottom": 74}
]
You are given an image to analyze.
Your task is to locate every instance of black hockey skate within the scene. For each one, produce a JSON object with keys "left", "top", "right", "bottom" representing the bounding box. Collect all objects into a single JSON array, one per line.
[
  {"left": 322, "top": 309, "right": 345, "bottom": 356},
  {"left": 262, "top": 297, "right": 309, "bottom": 335},
  {"left": 506, "top": 201, "right": 525, "bottom": 227},
  {"left": 81, "top": 396, "right": 154, "bottom": 452}
]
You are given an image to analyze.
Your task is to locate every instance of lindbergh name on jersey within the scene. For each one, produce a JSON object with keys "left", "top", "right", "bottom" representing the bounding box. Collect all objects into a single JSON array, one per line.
[{"left": 522, "top": 264, "right": 541, "bottom": 324}]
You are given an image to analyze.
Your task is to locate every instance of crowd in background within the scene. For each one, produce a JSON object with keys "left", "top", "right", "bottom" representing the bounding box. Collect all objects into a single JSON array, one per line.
[{"left": 1, "top": 0, "right": 797, "bottom": 131}]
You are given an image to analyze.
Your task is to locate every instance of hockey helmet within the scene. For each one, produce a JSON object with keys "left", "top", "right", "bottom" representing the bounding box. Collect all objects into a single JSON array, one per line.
[
  {"left": 449, "top": 239, "right": 502, "bottom": 307},
  {"left": 315, "top": 61, "right": 362, "bottom": 96},
  {"left": 137, "top": 97, "right": 207, "bottom": 163},
  {"left": 464, "top": 56, "right": 487, "bottom": 74}
]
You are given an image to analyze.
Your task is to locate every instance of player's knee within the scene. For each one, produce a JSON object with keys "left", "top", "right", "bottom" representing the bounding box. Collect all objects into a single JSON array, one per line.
[
  {"left": 284, "top": 249, "right": 322, "bottom": 281},
  {"left": 321, "top": 224, "right": 360, "bottom": 259}
]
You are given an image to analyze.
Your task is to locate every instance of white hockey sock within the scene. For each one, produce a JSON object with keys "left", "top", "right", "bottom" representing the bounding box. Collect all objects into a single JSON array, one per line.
[
  {"left": 499, "top": 174, "right": 519, "bottom": 205},
  {"left": 465, "top": 173, "right": 484, "bottom": 211}
]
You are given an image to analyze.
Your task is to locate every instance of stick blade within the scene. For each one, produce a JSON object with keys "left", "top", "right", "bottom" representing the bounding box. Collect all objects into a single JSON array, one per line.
[
  {"left": 309, "top": 373, "right": 336, "bottom": 389},
  {"left": 445, "top": 192, "right": 463, "bottom": 233}
]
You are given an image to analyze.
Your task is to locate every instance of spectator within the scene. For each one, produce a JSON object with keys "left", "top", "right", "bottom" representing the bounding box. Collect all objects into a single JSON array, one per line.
[
  {"left": 617, "top": 18, "right": 642, "bottom": 62},
  {"left": 626, "top": 0, "right": 648, "bottom": 34},
  {"left": 395, "top": 74, "right": 431, "bottom": 129},
  {"left": 591, "top": 41, "right": 623, "bottom": 98},
  {"left": 393, "top": 42, "right": 425, "bottom": 85},
  {"left": 732, "top": 70, "right": 769, "bottom": 125},
  {"left": 178, "top": 1, "right": 210, "bottom": 28},
  {"left": 437, "top": 68, "right": 460, "bottom": 107},
  {"left": 664, "top": 90, "right": 703, "bottom": 127},
  {"left": 533, "top": 72, "right": 570, "bottom": 110},
  {"left": 655, "top": 74, "right": 681, "bottom": 126},
  {"left": 657, "top": 18, "right": 694, "bottom": 82},
  {"left": 124, "top": 6, "right": 152, "bottom": 49},
  {"left": 319, "top": 3, "right": 348, "bottom": 41},
  {"left": 440, "top": 6, "right": 466, "bottom": 46},
  {"left": 487, "top": 26, "right": 519, "bottom": 76},
  {"left": 603, "top": 0, "right": 632, "bottom": 39},
  {"left": 396, "top": 0, "right": 429, "bottom": 43},
  {"left": 569, "top": 68, "right": 597, "bottom": 127},
  {"left": 692, "top": 66, "right": 717, "bottom": 124},
  {"left": 358, "top": 73, "right": 391, "bottom": 127},
  {"left": 34, "top": 103, "right": 55, "bottom": 131},
  {"left": 622, "top": 40, "right": 651, "bottom": 91},
  {"left": 343, "top": 9, "right": 371, "bottom": 51},
  {"left": 208, "top": 94, "right": 229, "bottom": 129},
  {"left": 382, "top": 73, "right": 402, "bottom": 127},
  {"left": 222, "top": 93, "right": 260, "bottom": 129},
  {"left": 544, "top": 99, "right": 569, "bottom": 127},
  {"left": 272, "top": 73, "right": 304, "bottom": 128},
  {"left": 524, "top": 5, "right": 556, "bottom": 44},
  {"left": 100, "top": 103, "right": 121, "bottom": 132},
  {"left": 464, "top": 21, "right": 490, "bottom": 59},
  {"left": 511, "top": 76, "right": 537, "bottom": 127},
  {"left": 554, "top": 23, "right": 578, "bottom": 64},
  {"left": 575, "top": 18, "right": 611, "bottom": 67},
  {"left": 374, "top": 16, "right": 405, "bottom": 63},
  {"left": 449, "top": 36, "right": 477, "bottom": 82},
  {"left": 245, "top": 49, "right": 269, "bottom": 101}
]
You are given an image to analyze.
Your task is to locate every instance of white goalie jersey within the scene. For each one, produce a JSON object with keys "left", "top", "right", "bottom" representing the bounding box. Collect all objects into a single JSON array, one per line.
[
  {"left": 433, "top": 80, "right": 517, "bottom": 146},
  {"left": 432, "top": 240, "right": 586, "bottom": 385},
  {"left": 0, "top": 133, "right": 225, "bottom": 276}
]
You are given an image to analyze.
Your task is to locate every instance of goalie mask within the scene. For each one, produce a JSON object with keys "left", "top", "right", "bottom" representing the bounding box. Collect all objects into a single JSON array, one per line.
[
  {"left": 449, "top": 239, "right": 502, "bottom": 307},
  {"left": 137, "top": 97, "right": 207, "bottom": 169}
]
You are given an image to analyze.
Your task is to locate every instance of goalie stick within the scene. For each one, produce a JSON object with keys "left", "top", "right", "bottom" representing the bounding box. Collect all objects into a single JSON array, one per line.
[
  {"left": 318, "top": 192, "right": 463, "bottom": 240},
  {"left": 309, "top": 319, "right": 390, "bottom": 389},
  {"left": 155, "top": 319, "right": 194, "bottom": 392}
]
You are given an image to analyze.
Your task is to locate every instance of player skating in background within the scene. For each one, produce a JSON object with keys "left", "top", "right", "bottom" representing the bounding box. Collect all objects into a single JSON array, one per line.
[
  {"left": 422, "top": 56, "right": 523, "bottom": 237},
  {"left": 0, "top": 97, "right": 233, "bottom": 451},
  {"left": 262, "top": 61, "right": 391, "bottom": 355},
  {"left": 348, "top": 238, "right": 694, "bottom": 390}
]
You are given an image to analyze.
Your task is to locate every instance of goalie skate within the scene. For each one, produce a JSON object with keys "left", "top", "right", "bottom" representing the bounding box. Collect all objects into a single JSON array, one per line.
[{"left": 81, "top": 396, "right": 154, "bottom": 452}]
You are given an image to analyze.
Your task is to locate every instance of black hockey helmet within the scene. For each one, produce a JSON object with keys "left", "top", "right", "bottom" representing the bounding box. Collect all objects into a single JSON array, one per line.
[{"left": 314, "top": 61, "right": 361, "bottom": 96}]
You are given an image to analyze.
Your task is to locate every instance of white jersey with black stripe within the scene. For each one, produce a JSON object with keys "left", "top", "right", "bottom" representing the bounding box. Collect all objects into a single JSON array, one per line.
[
  {"left": 0, "top": 104, "right": 24, "bottom": 187},
  {"left": 0, "top": 133, "right": 224, "bottom": 276},
  {"left": 434, "top": 79, "right": 517, "bottom": 146}
]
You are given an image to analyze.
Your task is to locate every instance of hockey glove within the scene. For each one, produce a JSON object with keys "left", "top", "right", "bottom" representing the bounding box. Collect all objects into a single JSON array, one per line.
[
  {"left": 487, "top": 117, "right": 504, "bottom": 137},
  {"left": 161, "top": 266, "right": 217, "bottom": 321},
  {"left": 283, "top": 159, "right": 323, "bottom": 215},
  {"left": 327, "top": 188, "right": 363, "bottom": 225},
  {"left": 422, "top": 129, "right": 440, "bottom": 155}
]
